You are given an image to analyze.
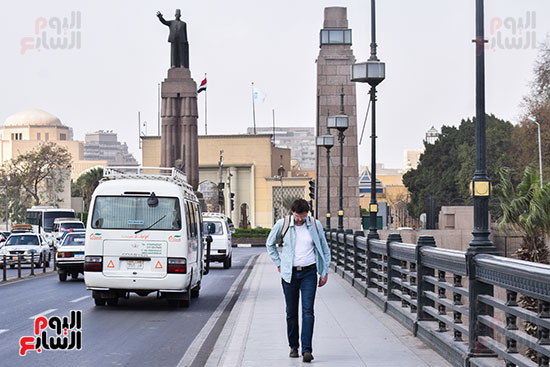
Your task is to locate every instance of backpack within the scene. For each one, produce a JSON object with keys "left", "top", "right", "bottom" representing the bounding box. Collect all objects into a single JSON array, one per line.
[{"left": 276, "top": 215, "right": 318, "bottom": 244}]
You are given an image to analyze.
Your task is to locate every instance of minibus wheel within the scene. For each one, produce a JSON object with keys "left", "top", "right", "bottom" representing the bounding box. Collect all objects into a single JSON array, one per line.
[
  {"left": 94, "top": 298, "right": 106, "bottom": 306},
  {"left": 191, "top": 282, "right": 200, "bottom": 298}
]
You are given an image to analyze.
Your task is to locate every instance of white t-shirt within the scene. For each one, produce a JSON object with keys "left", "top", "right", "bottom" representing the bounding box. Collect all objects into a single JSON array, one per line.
[{"left": 293, "top": 223, "right": 316, "bottom": 267}]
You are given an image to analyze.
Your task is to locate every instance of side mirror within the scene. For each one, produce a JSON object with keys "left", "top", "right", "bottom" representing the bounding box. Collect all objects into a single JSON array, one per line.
[
  {"left": 147, "top": 192, "right": 159, "bottom": 207},
  {"left": 230, "top": 229, "right": 235, "bottom": 234}
]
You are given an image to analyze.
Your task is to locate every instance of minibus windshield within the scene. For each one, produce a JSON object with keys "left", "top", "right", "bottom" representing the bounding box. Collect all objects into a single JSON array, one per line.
[{"left": 91, "top": 196, "right": 181, "bottom": 230}]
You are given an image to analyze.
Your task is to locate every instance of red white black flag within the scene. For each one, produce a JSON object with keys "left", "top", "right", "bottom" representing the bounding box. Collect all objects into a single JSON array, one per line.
[{"left": 197, "top": 78, "right": 207, "bottom": 93}]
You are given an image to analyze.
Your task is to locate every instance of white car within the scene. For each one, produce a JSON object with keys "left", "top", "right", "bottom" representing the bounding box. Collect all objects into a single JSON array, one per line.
[
  {"left": 56, "top": 231, "right": 86, "bottom": 281},
  {"left": 52, "top": 219, "right": 85, "bottom": 244},
  {"left": 203, "top": 213, "right": 233, "bottom": 269},
  {"left": 0, "top": 233, "right": 51, "bottom": 268}
]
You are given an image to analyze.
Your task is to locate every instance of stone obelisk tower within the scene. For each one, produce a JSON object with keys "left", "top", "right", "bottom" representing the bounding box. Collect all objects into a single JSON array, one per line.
[
  {"left": 157, "top": 9, "right": 199, "bottom": 190},
  {"left": 316, "top": 7, "right": 361, "bottom": 230},
  {"left": 160, "top": 68, "right": 199, "bottom": 190}
]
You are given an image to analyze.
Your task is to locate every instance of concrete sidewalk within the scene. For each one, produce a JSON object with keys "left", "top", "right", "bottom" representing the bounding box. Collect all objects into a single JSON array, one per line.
[{"left": 205, "top": 253, "right": 452, "bottom": 367}]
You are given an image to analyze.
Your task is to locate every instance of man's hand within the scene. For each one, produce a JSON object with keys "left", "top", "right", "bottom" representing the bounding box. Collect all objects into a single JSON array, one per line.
[
  {"left": 318, "top": 274, "right": 328, "bottom": 287},
  {"left": 156, "top": 11, "right": 163, "bottom": 18},
  {"left": 277, "top": 266, "right": 280, "bottom": 273}
]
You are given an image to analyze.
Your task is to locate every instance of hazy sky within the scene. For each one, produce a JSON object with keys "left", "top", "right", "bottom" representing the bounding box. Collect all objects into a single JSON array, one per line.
[{"left": 1, "top": 1, "right": 548, "bottom": 170}]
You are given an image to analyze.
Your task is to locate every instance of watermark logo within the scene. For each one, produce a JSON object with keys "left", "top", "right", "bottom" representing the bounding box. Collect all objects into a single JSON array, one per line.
[
  {"left": 489, "top": 11, "right": 537, "bottom": 51},
  {"left": 19, "top": 310, "right": 82, "bottom": 356},
  {"left": 20, "top": 11, "right": 82, "bottom": 55}
]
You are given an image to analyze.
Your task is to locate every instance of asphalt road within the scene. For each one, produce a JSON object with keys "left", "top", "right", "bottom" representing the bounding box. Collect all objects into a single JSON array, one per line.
[{"left": 0, "top": 247, "right": 264, "bottom": 366}]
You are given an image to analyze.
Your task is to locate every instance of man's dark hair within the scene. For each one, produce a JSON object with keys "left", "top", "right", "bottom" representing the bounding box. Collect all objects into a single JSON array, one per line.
[{"left": 291, "top": 199, "right": 310, "bottom": 214}]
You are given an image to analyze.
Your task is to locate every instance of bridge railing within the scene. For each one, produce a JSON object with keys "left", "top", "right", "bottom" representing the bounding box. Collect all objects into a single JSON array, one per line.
[{"left": 326, "top": 229, "right": 550, "bottom": 367}]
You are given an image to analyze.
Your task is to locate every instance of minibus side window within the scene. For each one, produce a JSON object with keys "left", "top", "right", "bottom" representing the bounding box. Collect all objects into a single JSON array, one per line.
[
  {"left": 185, "top": 201, "right": 192, "bottom": 240},
  {"left": 190, "top": 203, "right": 197, "bottom": 238}
]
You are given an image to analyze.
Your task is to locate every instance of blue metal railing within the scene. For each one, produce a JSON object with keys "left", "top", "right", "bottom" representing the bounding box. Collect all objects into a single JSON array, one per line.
[{"left": 326, "top": 229, "right": 550, "bottom": 367}]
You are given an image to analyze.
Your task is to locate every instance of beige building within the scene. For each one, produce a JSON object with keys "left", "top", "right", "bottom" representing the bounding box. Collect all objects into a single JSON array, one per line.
[
  {"left": 142, "top": 134, "right": 312, "bottom": 228},
  {"left": 1, "top": 109, "right": 107, "bottom": 208}
]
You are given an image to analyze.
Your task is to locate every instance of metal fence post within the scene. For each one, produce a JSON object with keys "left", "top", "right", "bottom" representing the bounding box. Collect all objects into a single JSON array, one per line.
[
  {"left": 30, "top": 253, "right": 34, "bottom": 276},
  {"left": 17, "top": 256, "right": 21, "bottom": 279},
  {"left": 466, "top": 246, "right": 498, "bottom": 358},
  {"left": 366, "top": 235, "right": 375, "bottom": 289},
  {"left": 386, "top": 234, "right": 403, "bottom": 308},
  {"left": 2, "top": 255, "right": 6, "bottom": 281},
  {"left": 415, "top": 235, "right": 436, "bottom": 336},
  {"left": 353, "top": 231, "right": 363, "bottom": 282}
]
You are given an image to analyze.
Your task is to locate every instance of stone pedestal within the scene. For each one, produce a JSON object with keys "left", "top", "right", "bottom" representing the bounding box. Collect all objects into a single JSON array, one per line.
[
  {"left": 316, "top": 7, "right": 361, "bottom": 230},
  {"left": 160, "top": 68, "right": 199, "bottom": 190}
]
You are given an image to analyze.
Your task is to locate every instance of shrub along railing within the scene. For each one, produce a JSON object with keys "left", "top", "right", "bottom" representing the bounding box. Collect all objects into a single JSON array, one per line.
[{"left": 326, "top": 229, "right": 550, "bottom": 367}]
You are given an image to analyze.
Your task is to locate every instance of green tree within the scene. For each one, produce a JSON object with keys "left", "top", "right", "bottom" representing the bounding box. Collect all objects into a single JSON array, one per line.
[
  {"left": 402, "top": 115, "right": 513, "bottom": 223},
  {"left": 6, "top": 142, "right": 72, "bottom": 206},
  {"left": 0, "top": 143, "right": 72, "bottom": 224},
  {"left": 494, "top": 166, "right": 550, "bottom": 263},
  {"left": 74, "top": 167, "right": 104, "bottom": 211},
  {"left": 515, "top": 39, "right": 550, "bottom": 185},
  {"left": 494, "top": 166, "right": 550, "bottom": 361}
]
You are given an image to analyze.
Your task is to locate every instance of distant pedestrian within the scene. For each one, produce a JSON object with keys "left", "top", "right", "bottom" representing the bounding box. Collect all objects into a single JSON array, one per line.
[{"left": 265, "top": 199, "right": 331, "bottom": 363}]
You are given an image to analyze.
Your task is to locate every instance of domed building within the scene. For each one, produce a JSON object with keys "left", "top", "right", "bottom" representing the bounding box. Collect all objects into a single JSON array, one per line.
[{"left": 0, "top": 108, "right": 108, "bottom": 208}]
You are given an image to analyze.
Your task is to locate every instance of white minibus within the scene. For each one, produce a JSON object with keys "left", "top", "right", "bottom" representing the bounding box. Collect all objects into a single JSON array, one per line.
[{"left": 84, "top": 167, "right": 207, "bottom": 307}]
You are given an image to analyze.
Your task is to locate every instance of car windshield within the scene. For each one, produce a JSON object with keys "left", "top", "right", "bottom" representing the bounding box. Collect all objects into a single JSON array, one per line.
[
  {"left": 203, "top": 221, "right": 224, "bottom": 235},
  {"left": 91, "top": 196, "right": 181, "bottom": 230},
  {"left": 61, "top": 234, "right": 85, "bottom": 246},
  {"left": 59, "top": 222, "right": 84, "bottom": 231},
  {"left": 6, "top": 235, "right": 39, "bottom": 246},
  {"left": 44, "top": 212, "right": 76, "bottom": 232}
]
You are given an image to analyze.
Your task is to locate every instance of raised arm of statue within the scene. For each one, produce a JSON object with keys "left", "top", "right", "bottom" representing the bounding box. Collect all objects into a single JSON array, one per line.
[{"left": 157, "top": 11, "right": 170, "bottom": 26}]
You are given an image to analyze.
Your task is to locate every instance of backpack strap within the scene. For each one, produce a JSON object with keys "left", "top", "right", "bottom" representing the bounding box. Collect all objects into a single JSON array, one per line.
[
  {"left": 308, "top": 216, "right": 318, "bottom": 234},
  {"left": 277, "top": 215, "right": 291, "bottom": 243}
]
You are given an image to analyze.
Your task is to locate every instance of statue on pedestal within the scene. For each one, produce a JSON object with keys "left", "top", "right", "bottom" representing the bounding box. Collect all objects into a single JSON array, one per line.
[{"left": 157, "top": 9, "right": 189, "bottom": 69}]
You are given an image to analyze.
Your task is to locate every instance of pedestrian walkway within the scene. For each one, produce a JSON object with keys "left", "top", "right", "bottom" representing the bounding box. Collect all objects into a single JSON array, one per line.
[{"left": 205, "top": 253, "right": 452, "bottom": 367}]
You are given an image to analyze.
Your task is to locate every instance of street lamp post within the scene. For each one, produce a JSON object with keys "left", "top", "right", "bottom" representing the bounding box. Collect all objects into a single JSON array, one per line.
[
  {"left": 469, "top": 0, "right": 494, "bottom": 248},
  {"left": 528, "top": 117, "right": 543, "bottom": 188},
  {"left": 316, "top": 135, "right": 335, "bottom": 229},
  {"left": 351, "top": 0, "right": 385, "bottom": 239},
  {"left": 278, "top": 158, "right": 285, "bottom": 218},
  {"left": 327, "top": 90, "right": 349, "bottom": 232}
]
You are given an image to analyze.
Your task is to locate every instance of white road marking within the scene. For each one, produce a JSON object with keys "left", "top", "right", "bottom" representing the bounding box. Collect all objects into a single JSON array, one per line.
[
  {"left": 236, "top": 244, "right": 251, "bottom": 248},
  {"left": 29, "top": 308, "right": 57, "bottom": 320},
  {"left": 0, "top": 329, "right": 8, "bottom": 335},
  {"left": 70, "top": 295, "right": 90, "bottom": 303},
  {"left": 177, "top": 255, "right": 257, "bottom": 367}
]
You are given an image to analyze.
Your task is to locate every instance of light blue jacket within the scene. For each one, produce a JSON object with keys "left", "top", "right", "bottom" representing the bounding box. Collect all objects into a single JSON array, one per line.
[{"left": 266, "top": 216, "right": 331, "bottom": 283}]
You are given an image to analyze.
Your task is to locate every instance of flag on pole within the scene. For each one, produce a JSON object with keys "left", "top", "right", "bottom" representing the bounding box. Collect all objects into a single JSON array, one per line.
[
  {"left": 197, "top": 78, "right": 207, "bottom": 93},
  {"left": 253, "top": 87, "right": 267, "bottom": 103}
]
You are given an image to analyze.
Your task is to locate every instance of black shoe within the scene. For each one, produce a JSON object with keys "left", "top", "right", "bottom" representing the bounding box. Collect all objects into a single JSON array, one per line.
[
  {"left": 303, "top": 351, "right": 314, "bottom": 363},
  {"left": 289, "top": 348, "right": 299, "bottom": 358}
]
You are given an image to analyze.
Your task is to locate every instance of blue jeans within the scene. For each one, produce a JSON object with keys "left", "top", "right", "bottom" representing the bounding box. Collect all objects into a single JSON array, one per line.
[{"left": 281, "top": 266, "right": 317, "bottom": 354}]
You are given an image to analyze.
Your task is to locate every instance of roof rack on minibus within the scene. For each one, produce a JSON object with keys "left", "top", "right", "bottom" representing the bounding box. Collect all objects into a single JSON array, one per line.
[{"left": 102, "top": 167, "right": 196, "bottom": 200}]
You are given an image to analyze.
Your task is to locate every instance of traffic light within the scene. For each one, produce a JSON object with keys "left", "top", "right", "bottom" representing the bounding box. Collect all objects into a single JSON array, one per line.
[
  {"left": 308, "top": 200, "right": 314, "bottom": 217},
  {"left": 308, "top": 179, "right": 315, "bottom": 200},
  {"left": 230, "top": 192, "right": 235, "bottom": 211},
  {"left": 218, "top": 189, "right": 224, "bottom": 207}
]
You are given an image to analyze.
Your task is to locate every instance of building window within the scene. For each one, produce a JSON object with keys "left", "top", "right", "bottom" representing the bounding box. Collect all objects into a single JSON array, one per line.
[
  {"left": 37, "top": 133, "right": 41, "bottom": 140},
  {"left": 45, "top": 133, "right": 49, "bottom": 141},
  {"left": 320, "top": 29, "right": 352, "bottom": 46},
  {"left": 11, "top": 133, "right": 22, "bottom": 140},
  {"left": 60, "top": 133, "right": 66, "bottom": 141}
]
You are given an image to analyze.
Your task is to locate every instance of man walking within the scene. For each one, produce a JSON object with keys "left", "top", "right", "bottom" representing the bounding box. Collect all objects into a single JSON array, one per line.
[{"left": 266, "top": 199, "right": 331, "bottom": 363}]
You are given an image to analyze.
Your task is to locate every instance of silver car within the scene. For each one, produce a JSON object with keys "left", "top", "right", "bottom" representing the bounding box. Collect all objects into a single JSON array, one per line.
[{"left": 0, "top": 233, "right": 51, "bottom": 268}]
